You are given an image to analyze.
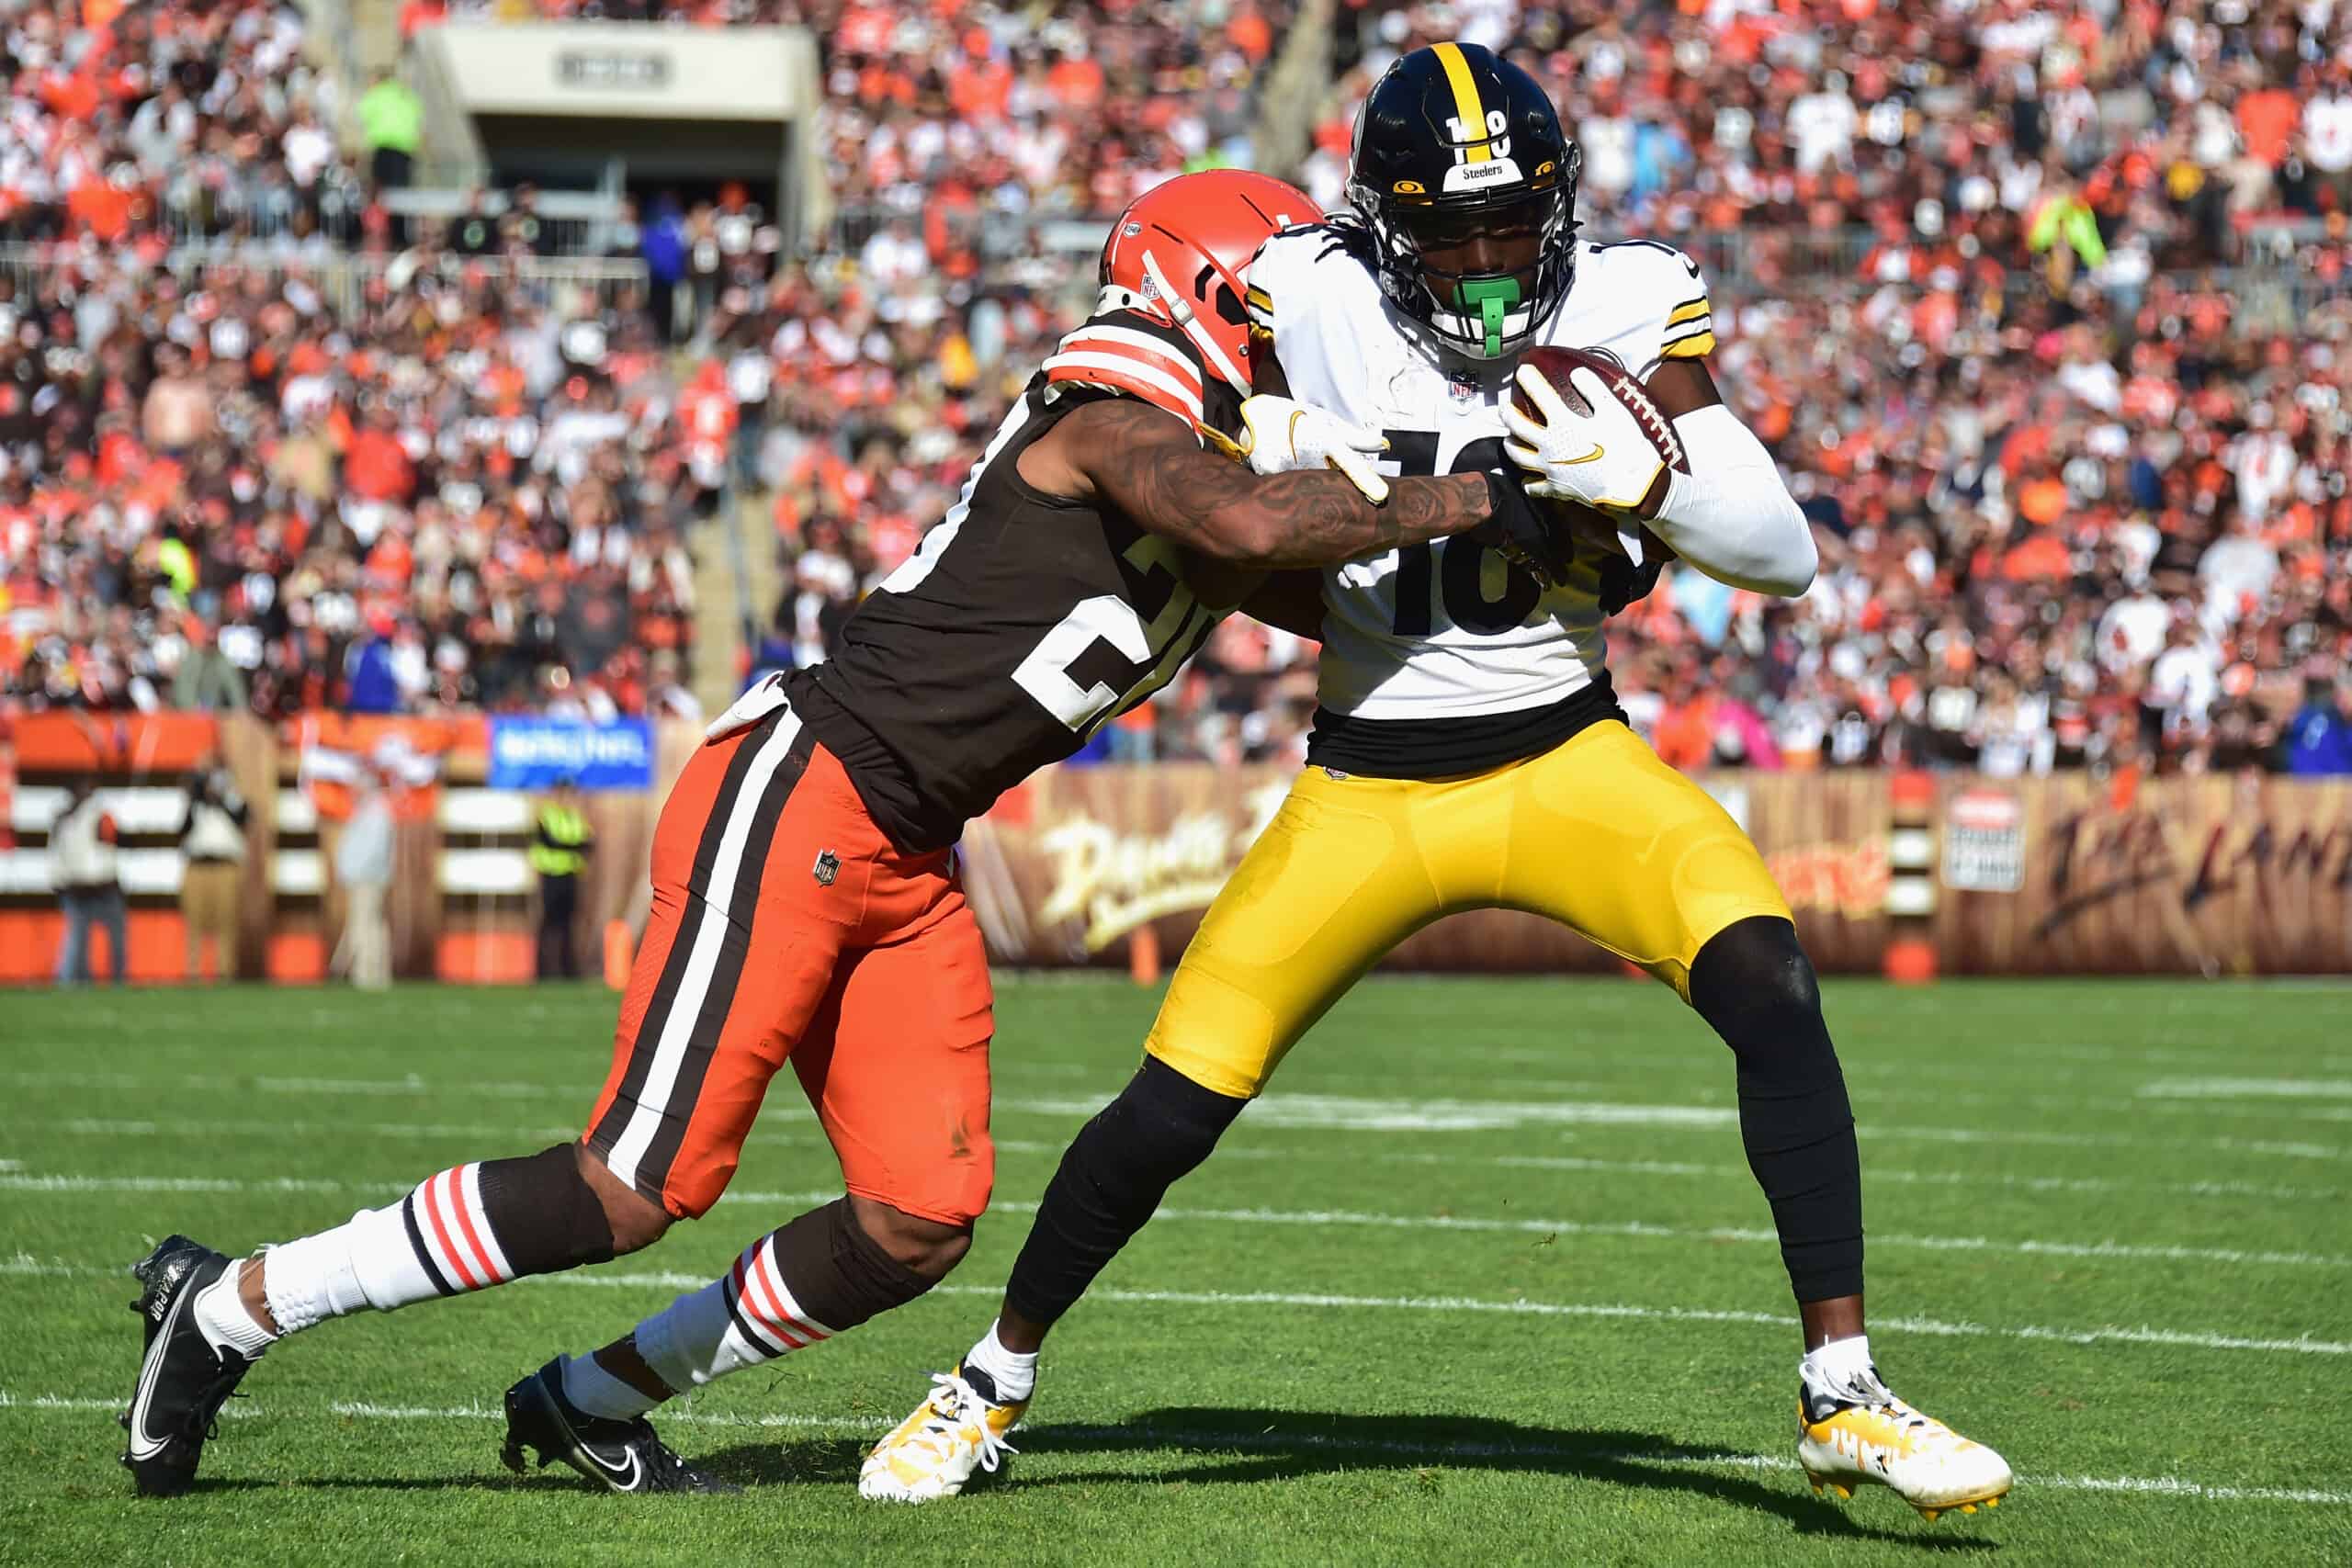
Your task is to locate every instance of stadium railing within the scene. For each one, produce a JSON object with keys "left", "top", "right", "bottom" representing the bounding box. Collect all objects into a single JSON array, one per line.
[{"left": 0, "top": 245, "right": 648, "bottom": 319}]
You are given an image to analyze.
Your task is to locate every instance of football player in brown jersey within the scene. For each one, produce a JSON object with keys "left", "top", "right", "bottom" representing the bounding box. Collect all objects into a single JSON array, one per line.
[{"left": 117, "top": 169, "right": 1579, "bottom": 1498}]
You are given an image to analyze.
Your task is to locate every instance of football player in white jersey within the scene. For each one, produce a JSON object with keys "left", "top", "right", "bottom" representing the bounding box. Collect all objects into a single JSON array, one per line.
[{"left": 864, "top": 44, "right": 2010, "bottom": 1522}]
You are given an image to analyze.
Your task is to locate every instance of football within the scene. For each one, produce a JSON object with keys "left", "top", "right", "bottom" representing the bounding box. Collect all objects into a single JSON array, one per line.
[
  {"left": 1510, "top": 344, "right": 1690, "bottom": 475},
  {"left": 1507, "top": 345, "right": 1683, "bottom": 565}
]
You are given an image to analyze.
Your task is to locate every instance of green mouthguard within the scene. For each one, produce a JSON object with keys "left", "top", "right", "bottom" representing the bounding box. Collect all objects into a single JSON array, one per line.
[{"left": 1454, "top": 276, "right": 1521, "bottom": 357}]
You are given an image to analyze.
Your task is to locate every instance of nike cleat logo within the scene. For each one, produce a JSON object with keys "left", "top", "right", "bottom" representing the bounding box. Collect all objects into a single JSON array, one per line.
[
  {"left": 575, "top": 1440, "right": 645, "bottom": 1491},
  {"left": 126, "top": 1282, "right": 192, "bottom": 1460}
]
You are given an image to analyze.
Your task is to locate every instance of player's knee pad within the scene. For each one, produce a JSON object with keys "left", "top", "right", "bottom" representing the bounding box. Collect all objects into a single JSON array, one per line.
[
  {"left": 1089, "top": 1055, "right": 1249, "bottom": 1190},
  {"left": 848, "top": 1145, "right": 994, "bottom": 1237},
  {"left": 1002, "top": 1057, "right": 1248, "bottom": 1326},
  {"left": 1690, "top": 916, "right": 1835, "bottom": 1080},
  {"left": 1690, "top": 915, "right": 1820, "bottom": 1031},
  {"left": 763, "top": 1197, "right": 936, "bottom": 1332},
  {"left": 474, "top": 1144, "right": 616, "bottom": 1279}
]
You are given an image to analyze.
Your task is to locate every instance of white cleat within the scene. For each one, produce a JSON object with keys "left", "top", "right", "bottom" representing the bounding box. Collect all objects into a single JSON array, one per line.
[
  {"left": 1796, "top": 1359, "right": 2013, "bottom": 1521},
  {"left": 858, "top": 1366, "right": 1026, "bottom": 1503}
]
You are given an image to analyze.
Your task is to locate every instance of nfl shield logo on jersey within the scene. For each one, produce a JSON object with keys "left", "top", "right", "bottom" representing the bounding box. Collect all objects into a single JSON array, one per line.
[{"left": 812, "top": 850, "right": 841, "bottom": 887}]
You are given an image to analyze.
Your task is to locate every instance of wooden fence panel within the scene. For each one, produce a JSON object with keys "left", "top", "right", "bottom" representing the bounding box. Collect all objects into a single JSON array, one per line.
[{"left": 8, "top": 717, "right": 2349, "bottom": 983}]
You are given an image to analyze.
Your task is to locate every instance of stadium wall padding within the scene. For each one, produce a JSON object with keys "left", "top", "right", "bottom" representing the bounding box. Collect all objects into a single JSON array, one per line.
[
  {"left": 5, "top": 711, "right": 2347, "bottom": 981},
  {"left": 958, "top": 764, "right": 2352, "bottom": 978}
]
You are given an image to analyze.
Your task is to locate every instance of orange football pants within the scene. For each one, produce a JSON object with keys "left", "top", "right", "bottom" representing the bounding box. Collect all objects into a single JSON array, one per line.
[{"left": 583, "top": 707, "right": 994, "bottom": 1226}]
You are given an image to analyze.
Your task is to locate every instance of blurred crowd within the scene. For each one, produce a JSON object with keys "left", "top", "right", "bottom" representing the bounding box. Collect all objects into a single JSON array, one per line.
[
  {"left": 1, "top": 0, "right": 370, "bottom": 251},
  {"left": 1609, "top": 267, "right": 2352, "bottom": 780},
  {"left": 744, "top": 0, "right": 2352, "bottom": 778},
  {"left": 0, "top": 254, "right": 704, "bottom": 718},
  {"left": 5, "top": 0, "right": 2350, "bottom": 774},
  {"left": 1308, "top": 0, "right": 2352, "bottom": 281}
]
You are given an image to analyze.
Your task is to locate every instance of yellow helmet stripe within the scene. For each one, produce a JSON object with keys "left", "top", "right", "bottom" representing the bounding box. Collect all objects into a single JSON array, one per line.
[{"left": 1431, "top": 42, "right": 1491, "bottom": 163}]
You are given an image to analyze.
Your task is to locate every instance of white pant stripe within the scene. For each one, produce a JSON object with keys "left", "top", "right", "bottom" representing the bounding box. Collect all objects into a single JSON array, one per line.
[{"left": 604, "top": 713, "right": 805, "bottom": 1191}]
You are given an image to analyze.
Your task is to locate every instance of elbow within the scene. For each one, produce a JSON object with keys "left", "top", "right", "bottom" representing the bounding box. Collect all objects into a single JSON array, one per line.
[
  {"left": 1758, "top": 510, "right": 1818, "bottom": 596},
  {"left": 1718, "top": 492, "right": 1815, "bottom": 597}
]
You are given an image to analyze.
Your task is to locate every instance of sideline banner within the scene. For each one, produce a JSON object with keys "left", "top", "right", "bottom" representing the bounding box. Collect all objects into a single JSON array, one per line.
[
  {"left": 1933, "top": 773, "right": 2352, "bottom": 976},
  {"left": 956, "top": 766, "right": 1894, "bottom": 974},
  {"left": 959, "top": 766, "right": 2352, "bottom": 976},
  {"left": 486, "top": 716, "right": 657, "bottom": 792}
]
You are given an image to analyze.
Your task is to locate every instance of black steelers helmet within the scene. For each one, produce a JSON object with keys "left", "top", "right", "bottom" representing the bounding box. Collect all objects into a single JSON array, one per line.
[{"left": 1347, "top": 41, "right": 1579, "bottom": 361}]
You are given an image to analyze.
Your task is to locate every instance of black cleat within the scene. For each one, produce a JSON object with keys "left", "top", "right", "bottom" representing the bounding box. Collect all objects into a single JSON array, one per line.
[
  {"left": 120, "top": 1235, "right": 256, "bottom": 1497},
  {"left": 502, "top": 1358, "right": 738, "bottom": 1495}
]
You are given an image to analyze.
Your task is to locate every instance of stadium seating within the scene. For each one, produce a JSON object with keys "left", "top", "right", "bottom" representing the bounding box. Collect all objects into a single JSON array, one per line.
[
  {"left": 2, "top": 0, "right": 2346, "bottom": 778},
  {"left": 0, "top": 249, "right": 701, "bottom": 718}
]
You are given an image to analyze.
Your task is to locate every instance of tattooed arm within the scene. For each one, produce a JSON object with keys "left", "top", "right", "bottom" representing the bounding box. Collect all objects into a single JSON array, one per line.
[{"left": 1021, "top": 395, "right": 1494, "bottom": 570}]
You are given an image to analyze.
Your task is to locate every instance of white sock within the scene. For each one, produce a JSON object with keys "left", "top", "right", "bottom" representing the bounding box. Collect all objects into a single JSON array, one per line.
[
  {"left": 962, "top": 1323, "right": 1037, "bottom": 1404},
  {"left": 560, "top": 1352, "right": 660, "bottom": 1422},
  {"left": 632, "top": 1231, "right": 835, "bottom": 1398},
  {"left": 1804, "top": 1333, "right": 1875, "bottom": 1386},
  {"left": 258, "top": 1224, "right": 376, "bottom": 1335},
  {"left": 190, "top": 1258, "right": 277, "bottom": 1359},
  {"left": 261, "top": 1163, "right": 514, "bottom": 1334}
]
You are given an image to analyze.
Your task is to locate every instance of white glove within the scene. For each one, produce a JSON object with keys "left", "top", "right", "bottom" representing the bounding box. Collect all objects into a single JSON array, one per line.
[
  {"left": 1499, "top": 362, "right": 1666, "bottom": 513},
  {"left": 1200, "top": 394, "right": 1390, "bottom": 503}
]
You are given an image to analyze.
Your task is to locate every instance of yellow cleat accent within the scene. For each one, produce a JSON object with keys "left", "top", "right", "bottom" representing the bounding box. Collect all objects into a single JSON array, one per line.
[
  {"left": 1795, "top": 1370, "right": 2013, "bottom": 1521},
  {"left": 859, "top": 1366, "right": 1027, "bottom": 1504}
]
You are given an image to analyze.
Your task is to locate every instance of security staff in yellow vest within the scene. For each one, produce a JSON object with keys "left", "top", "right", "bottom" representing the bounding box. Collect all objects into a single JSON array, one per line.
[{"left": 531, "top": 776, "right": 594, "bottom": 980}]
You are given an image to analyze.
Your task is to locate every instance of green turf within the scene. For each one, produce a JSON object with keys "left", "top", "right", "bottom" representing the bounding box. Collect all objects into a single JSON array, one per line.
[{"left": 4, "top": 977, "right": 2349, "bottom": 1566}]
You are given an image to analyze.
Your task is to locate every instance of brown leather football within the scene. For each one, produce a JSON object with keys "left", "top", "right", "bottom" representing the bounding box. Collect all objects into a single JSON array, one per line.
[{"left": 1509, "top": 344, "right": 1690, "bottom": 474}]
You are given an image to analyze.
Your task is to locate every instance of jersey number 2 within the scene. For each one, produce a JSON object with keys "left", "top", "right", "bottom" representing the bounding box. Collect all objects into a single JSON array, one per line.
[
  {"left": 1012, "top": 536, "right": 1213, "bottom": 733},
  {"left": 1381, "top": 432, "right": 1544, "bottom": 636}
]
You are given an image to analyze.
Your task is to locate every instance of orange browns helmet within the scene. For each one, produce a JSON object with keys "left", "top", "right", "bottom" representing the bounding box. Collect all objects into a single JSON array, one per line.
[{"left": 1044, "top": 169, "right": 1316, "bottom": 426}]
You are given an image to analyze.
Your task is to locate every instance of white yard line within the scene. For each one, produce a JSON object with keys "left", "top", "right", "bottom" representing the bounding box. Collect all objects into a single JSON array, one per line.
[
  {"left": 6, "top": 1389, "right": 2346, "bottom": 1506},
  {"left": 2138, "top": 1077, "right": 2352, "bottom": 1100},
  {"left": 1091, "top": 1203, "right": 2352, "bottom": 1270},
  {"left": 6, "top": 1170, "right": 2344, "bottom": 1269},
  {"left": 1474, "top": 1049, "right": 2157, "bottom": 1086},
  {"left": 1002, "top": 1096, "right": 2347, "bottom": 1159},
  {"left": 0, "top": 1070, "right": 577, "bottom": 1100},
  {"left": 1482, "top": 1075, "right": 2352, "bottom": 1125},
  {"left": 8, "top": 1258, "right": 2340, "bottom": 1359},
  {"left": 1357, "top": 1150, "right": 2341, "bottom": 1205},
  {"left": 15, "top": 1116, "right": 2334, "bottom": 1203},
  {"left": 9, "top": 1071, "right": 2346, "bottom": 1156},
  {"left": 16, "top": 1117, "right": 1072, "bottom": 1158},
  {"left": 0, "top": 1175, "right": 390, "bottom": 1196}
]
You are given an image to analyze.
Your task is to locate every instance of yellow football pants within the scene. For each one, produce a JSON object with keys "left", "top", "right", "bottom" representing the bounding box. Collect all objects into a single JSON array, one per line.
[{"left": 1146, "top": 719, "right": 1793, "bottom": 1100}]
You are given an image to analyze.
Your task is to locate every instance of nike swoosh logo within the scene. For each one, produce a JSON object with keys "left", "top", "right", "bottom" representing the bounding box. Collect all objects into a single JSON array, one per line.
[
  {"left": 127, "top": 1275, "right": 193, "bottom": 1460},
  {"left": 1557, "top": 444, "right": 1606, "bottom": 466},
  {"left": 576, "top": 1439, "right": 644, "bottom": 1491}
]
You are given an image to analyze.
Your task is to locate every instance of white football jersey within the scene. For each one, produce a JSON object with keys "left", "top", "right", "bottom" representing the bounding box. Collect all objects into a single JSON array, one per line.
[{"left": 1244, "top": 228, "right": 1714, "bottom": 752}]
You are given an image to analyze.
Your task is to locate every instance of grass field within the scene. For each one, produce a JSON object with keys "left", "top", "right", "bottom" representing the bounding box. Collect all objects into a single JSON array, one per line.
[{"left": 5, "top": 976, "right": 2349, "bottom": 1566}]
